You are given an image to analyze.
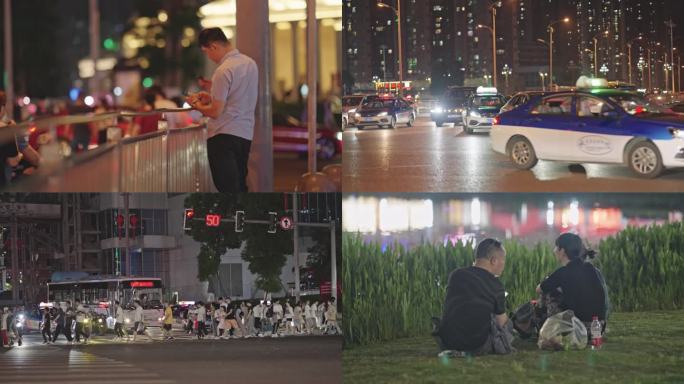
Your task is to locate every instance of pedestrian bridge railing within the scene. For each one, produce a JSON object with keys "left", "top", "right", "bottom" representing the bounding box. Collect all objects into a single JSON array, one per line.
[{"left": 3, "top": 109, "right": 215, "bottom": 192}]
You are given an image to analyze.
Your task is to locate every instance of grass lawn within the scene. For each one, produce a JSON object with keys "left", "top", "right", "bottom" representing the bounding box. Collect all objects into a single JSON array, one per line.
[{"left": 343, "top": 311, "right": 684, "bottom": 384}]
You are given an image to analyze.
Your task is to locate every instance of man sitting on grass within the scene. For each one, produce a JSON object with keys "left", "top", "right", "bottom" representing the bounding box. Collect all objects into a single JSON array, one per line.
[{"left": 433, "top": 238, "right": 515, "bottom": 356}]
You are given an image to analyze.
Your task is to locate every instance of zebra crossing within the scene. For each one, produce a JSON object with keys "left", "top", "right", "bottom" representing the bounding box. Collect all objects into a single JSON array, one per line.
[{"left": 0, "top": 347, "right": 177, "bottom": 384}]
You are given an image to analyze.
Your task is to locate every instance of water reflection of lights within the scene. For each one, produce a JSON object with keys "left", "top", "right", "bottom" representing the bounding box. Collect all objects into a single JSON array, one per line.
[
  {"left": 342, "top": 196, "right": 377, "bottom": 233},
  {"left": 471, "top": 198, "right": 481, "bottom": 227},
  {"left": 344, "top": 196, "right": 684, "bottom": 247},
  {"left": 343, "top": 197, "right": 433, "bottom": 234}
]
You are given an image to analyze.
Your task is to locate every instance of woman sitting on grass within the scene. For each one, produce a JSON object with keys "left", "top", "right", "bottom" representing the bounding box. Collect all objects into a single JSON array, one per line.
[{"left": 536, "top": 233, "right": 609, "bottom": 334}]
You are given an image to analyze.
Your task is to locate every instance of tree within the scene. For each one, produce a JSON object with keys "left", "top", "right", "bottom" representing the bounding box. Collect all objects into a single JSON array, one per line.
[
  {"left": 184, "top": 194, "right": 242, "bottom": 281},
  {"left": 184, "top": 193, "right": 293, "bottom": 296}
]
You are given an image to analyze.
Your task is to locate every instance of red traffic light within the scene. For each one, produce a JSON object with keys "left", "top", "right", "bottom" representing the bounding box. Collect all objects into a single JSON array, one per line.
[{"left": 186, "top": 209, "right": 195, "bottom": 219}]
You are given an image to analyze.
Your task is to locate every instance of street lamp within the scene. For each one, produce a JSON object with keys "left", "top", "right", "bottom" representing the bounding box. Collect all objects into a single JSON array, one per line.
[
  {"left": 665, "top": 20, "right": 676, "bottom": 94},
  {"left": 626, "top": 36, "right": 643, "bottom": 84},
  {"left": 546, "top": 18, "right": 570, "bottom": 90},
  {"left": 483, "top": 74, "right": 492, "bottom": 86},
  {"left": 476, "top": 0, "right": 502, "bottom": 89},
  {"left": 501, "top": 64, "right": 512, "bottom": 94},
  {"left": 377, "top": 2, "right": 403, "bottom": 82},
  {"left": 591, "top": 30, "right": 609, "bottom": 77},
  {"left": 539, "top": 72, "right": 548, "bottom": 91},
  {"left": 637, "top": 56, "right": 646, "bottom": 87}
]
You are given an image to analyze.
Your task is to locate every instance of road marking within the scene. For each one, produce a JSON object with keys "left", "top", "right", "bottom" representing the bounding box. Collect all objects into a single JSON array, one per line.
[{"left": 0, "top": 349, "right": 176, "bottom": 384}]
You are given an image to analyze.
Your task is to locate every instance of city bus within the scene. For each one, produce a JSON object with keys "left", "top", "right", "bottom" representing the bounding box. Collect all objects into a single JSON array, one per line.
[{"left": 46, "top": 275, "right": 165, "bottom": 327}]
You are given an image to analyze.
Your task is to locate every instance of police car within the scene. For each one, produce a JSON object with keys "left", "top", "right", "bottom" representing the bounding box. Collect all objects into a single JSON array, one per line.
[
  {"left": 353, "top": 95, "right": 416, "bottom": 130},
  {"left": 462, "top": 87, "right": 507, "bottom": 134},
  {"left": 491, "top": 87, "right": 684, "bottom": 178}
]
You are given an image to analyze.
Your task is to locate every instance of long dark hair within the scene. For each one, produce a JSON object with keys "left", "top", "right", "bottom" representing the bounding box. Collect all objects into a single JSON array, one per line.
[{"left": 555, "top": 233, "right": 596, "bottom": 261}]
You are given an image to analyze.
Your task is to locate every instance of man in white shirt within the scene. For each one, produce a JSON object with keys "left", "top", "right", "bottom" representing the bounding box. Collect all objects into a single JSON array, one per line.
[
  {"left": 196, "top": 301, "right": 207, "bottom": 340},
  {"left": 272, "top": 301, "right": 284, "bottom": 337},
  {"left": 75, "top": 299, "right": 87, "bottom": 343},
  {"left": 186, "top": 28, "right": 258, "bottom": 193},
  {"left": 253, "top": 301, "right": 263, "bottom": 336},
  {"left": 132, "top": 300, "right": 152, "bottom": 342},
  {"left": 114, "top": 300, "right": 128, "bottom": 341}
]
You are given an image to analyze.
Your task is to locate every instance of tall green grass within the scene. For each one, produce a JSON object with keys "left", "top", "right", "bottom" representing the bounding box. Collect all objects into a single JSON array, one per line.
[{"left": 343, "top": 222, "right": 684, "bottom": 346}]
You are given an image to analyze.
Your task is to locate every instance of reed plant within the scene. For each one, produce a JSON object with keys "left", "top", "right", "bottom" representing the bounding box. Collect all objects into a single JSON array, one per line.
[{"left": 343, "top": 222, "right": 684, "bottom": 346}]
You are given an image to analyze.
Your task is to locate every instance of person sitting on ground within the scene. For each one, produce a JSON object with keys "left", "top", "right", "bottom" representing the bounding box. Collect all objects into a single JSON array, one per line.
[
  {"left": 535, "top": 233, "right": 609, "bottom": 334},
  {"left": 433, "top": 238, "right": 515, "bottom": 356}
]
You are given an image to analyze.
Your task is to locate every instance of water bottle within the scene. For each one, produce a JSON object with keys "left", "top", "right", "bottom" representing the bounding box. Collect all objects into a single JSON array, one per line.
[{"left": 590, "top": 315, "right": 602, "bottom": 350}]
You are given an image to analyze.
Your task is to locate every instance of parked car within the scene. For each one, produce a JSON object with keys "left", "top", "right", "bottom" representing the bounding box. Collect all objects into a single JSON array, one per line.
[{"left": 273, "top": 114, "right": 342, "bottom": 159}]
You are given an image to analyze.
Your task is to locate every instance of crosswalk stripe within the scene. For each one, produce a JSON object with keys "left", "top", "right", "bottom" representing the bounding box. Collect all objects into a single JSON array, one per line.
[
  {"left": 0, "top": 373, "right": 161, "bottom": 379},
  {"left": 4, "top": 381, "right": 176, "bottom": 384},
  {"left": 0, "top": 349, "right": 175, "bottom": 384}
]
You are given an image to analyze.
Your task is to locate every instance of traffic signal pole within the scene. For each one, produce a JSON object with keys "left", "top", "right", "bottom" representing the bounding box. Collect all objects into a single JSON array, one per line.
[
  {"left": 186, "top": 207, "right": 338, "bottom": 304},
  {"left": 293, "top": 195, "right": 300, "bottom": 302}
]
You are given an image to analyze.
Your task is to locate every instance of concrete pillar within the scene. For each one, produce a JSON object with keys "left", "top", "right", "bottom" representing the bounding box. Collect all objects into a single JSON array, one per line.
[
  {"left": 236, "top": 0, "right": 273, "bottom": 192},
  {"left": 89, "top": 0, "right": 101, "bottom": 95},
  {"left": 292, "top": 21, "right": 300, "bottom": 96}
]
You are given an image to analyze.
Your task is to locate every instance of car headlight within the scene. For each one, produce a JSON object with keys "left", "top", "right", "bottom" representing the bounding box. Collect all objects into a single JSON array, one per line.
[
  {"left": 671, "top": 128, "right": 684, "bottom": 139},
  {"left": 431, "top": 107, "right": 444, "bottom": 113},
  {"left": 377, "top": 111, "right": 388, "bottom": 117},
  {"left": 469, "top": 110, "right": 481, "bottom": 118},
  {"left": 336, "top": 132, "right": 343, "bottom": 141},
  {"left": 354, "top": 113, "right": 361, "bottom": 118}
]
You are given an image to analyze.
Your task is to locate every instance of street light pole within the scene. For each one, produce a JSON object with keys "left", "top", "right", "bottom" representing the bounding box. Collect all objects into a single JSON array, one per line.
[
  {"left": 546, "top": 18, "right": 569, "bottom": 91},
  {"left": 594, "top": 37, "right": 598, "bottom": 77},
  {"left": 666, "top": 20, "right": 676, "bottom": 94},
  {"left": 397, "top": 0, "right": 403, "bottom": 83},
  {"left": 377, "top": 2, "right": 403, "bottom": 82},
  {"left": 491, "top": 5, "right": 497, "bottom": 89},
  {"left": 3, "top": 0, "right": 14, "bottom": 119}
]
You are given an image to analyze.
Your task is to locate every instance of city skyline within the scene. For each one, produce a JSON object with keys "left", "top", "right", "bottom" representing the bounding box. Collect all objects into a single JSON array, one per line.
[{"left": 343, "top": 0, "right": 684, "bottom": 93}]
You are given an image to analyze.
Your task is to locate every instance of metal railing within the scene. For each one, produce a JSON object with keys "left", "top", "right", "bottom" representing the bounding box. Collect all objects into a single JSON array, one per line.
[{"left": 3, "top": 109, "right": 214, "bottom": 192}]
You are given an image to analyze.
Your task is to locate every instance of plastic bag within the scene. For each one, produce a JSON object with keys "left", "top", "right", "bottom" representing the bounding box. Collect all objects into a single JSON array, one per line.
[
  {"left": 537, "top": 310, "right": 587, "bottom": 351},
  {"left": 106, "top": 316, "right": 116, "bottom": 330}
]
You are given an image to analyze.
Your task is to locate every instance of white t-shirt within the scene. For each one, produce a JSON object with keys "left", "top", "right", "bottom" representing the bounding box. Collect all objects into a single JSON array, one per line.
[
  {"left": 253, "top": 305, "right": 263, "bottom": 318},
  {"left": 273, "top": 303, "right": 283, "bottom": 320},
  {"left": 115, "top": 306, "right": 124, "bottom": 323},
  {"left": 154, "top": 99, "right": 186, "bottom": 130},
  {"left": 134, "top": 306, "right": 144, "bottom": 322},
  {"left": 76, "top": 305, "right": 86, "bottom": 323},
  {"left": 285, "top": 305, "right": 294, "bottom": 319},
  {"left": 196, "top": 306, "right": 206, "bottom": 321}
]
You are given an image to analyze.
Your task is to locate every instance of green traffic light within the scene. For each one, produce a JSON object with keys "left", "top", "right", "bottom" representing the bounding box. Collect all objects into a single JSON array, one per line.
[
  {"left": 104, "top": 38, "right": 116, "bottom": 51},
  {"left": 143, "top": 77, "right": 154, "bottom": 88}
]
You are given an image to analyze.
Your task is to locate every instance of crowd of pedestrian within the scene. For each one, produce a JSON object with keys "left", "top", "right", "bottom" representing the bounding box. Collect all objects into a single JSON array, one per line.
[
  {"left": 1, "top": 296, "right": 341, "bottom": 347},
  {"left": 180, "top": 297, "right": 341, "bottom": 340}
]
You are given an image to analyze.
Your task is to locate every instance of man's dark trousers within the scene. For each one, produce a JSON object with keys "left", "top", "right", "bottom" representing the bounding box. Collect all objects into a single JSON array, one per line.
[{"left": 207, "top": 133, "right": 252, "bottom": 193}]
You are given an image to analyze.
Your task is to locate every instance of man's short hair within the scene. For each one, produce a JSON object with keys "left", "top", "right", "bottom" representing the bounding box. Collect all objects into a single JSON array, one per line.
[
  {"left": 198, "top": 28, "right": 229, "bottom": 47},
  {"left": 475, "top": 238, "right": 503, "bottom": 260}
]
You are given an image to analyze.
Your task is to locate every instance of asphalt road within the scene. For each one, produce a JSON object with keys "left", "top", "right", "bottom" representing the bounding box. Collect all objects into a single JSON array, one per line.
[
  {"left": 274, "top": 153, "right": 341, "bottom": 191},
  {"left": 0, "top": 333, "right": 342, "bottom": 384},
  {"left": 342, "top": 116, "right": 684, "bottom": 192}
]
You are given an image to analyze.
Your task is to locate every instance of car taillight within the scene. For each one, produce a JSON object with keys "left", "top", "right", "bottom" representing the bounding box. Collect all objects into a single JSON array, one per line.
[
  {"left": 634, "top": 106, "right": 645, "bottom": 115},
  {"left": 493, "top": 116, "right": 500, "bottom": 125}
]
